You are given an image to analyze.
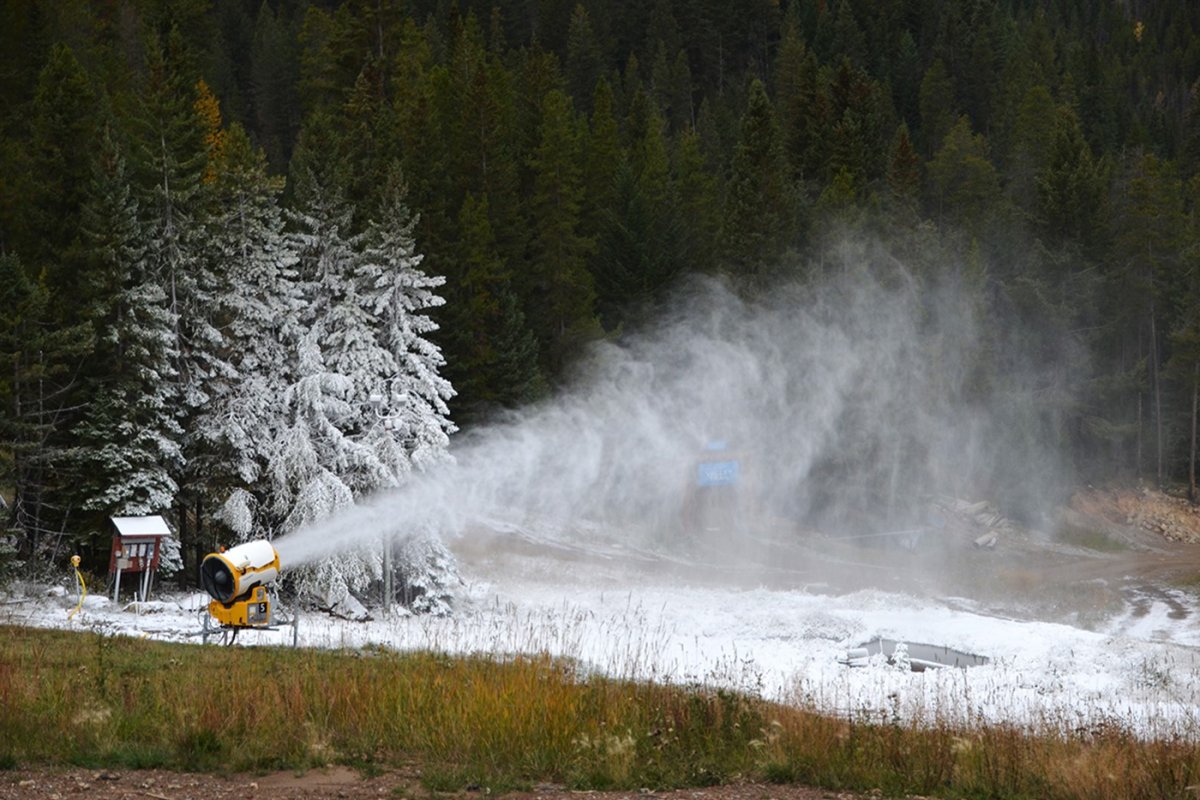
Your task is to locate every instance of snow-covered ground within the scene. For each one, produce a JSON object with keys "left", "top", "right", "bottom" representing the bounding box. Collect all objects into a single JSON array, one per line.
[{"left": 6, "top": 526, "right": 1200, "bottom": 740}]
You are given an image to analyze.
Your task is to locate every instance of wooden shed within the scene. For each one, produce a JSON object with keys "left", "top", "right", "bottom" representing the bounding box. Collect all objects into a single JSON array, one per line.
[{"left": 108, "top": 515, "right": 172, "bottom": 602}]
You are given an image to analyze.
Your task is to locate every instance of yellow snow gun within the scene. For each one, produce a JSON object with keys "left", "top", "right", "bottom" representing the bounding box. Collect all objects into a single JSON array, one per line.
[{"left": 200, "top": 539, "right": 280, "bottom": 629}]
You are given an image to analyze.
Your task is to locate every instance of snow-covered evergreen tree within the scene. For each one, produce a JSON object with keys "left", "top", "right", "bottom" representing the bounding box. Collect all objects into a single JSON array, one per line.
[
  {"left": 73, "top": 124, "right": 182, "bottom": 518},
  {"left": 128, "top": 34, "right": 233, "bottom": 564},
  {"left": 359, "top": 168, "right": 457, "bottom": 472},
  {"left": 286, "top": 166, "right": 393, "bottom": 479},
  {"left": 269, "top": 163, "right": 459, "bottom": 612},
  {"left": 195, "top": 123, "right": 300, "bottom": 530},
  {"left": 394, "top": 533, "right": 458, "bottom": 616},
  {"left": 273, "top": 167, "right": 391, "bottom": 605},
  {"left": 268, "top": 329, "right": 379, "bottom": 604},
  {"left": 157, "top": 533, "right": 184, "bottom": 577},
  {"left": 359, "top": 170, "right": 459, "bottom": 613},
  {"left": 129, "top": 34, "right": 215, "bottom": 417}
]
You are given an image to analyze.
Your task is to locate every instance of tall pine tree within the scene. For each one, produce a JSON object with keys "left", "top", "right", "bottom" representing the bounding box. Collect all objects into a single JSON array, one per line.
[
  {"left": 73, "top": 125, "right": 182, "bottom": 539},
  {"left": 525, "top": 88, "right": 599, "bottom": 375},
  {"left": 722, "top": 78, "right": 793, "bottom": 281},
  {"left": 199, "top": 123, "right": 301, "bottom": 542}
]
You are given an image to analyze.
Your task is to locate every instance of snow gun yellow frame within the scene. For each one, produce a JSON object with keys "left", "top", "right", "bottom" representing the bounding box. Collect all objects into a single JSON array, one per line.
[{"left": 200, "top": 539, "right": 280, "bottom": 629}]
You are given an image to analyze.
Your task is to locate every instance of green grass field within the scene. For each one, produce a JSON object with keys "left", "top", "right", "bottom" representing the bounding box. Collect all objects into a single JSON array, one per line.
[{"left": 1, "top": 625, "right": 1197, "bottom": 798}]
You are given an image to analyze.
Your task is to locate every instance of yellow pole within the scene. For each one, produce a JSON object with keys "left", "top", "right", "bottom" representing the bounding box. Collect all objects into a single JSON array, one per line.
[{"left": 67, "top": 555, "right": 86, "bottom": 621}]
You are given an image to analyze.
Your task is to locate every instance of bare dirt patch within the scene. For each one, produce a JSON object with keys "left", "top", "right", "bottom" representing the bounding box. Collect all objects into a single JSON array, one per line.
[{"left": 0, "top": 768, "right": 888, "bottom": 800}]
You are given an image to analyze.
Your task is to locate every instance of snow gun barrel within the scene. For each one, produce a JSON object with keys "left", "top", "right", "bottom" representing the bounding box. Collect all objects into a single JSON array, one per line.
[{"left": 200, "top": 539, "right": 280, "bottom": 629}]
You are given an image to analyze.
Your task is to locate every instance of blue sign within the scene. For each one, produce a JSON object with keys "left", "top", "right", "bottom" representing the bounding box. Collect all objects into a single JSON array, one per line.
[{"left": 696, "top": 459, "right": 740, "bottom": 487}]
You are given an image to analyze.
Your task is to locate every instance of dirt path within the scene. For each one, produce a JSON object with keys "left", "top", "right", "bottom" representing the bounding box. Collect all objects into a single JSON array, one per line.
[{"left": 0, "top": 767, "right": 884, "bottom": 800}]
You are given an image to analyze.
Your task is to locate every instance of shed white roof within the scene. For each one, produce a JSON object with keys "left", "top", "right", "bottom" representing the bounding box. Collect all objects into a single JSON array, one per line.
[{"left": 111, "top": 515, "right": 172, "bottom": 537}]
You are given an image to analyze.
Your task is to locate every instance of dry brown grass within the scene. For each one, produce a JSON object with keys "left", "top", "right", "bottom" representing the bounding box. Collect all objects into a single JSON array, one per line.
[{"left": 1, "top": 625, "right": 1198, "bottom": 798}]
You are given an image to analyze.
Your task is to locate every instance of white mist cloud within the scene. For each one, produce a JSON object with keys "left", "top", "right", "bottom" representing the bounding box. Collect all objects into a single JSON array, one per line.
[{"left": 276, "top": 239, "right": 1069, "bottom": 569}]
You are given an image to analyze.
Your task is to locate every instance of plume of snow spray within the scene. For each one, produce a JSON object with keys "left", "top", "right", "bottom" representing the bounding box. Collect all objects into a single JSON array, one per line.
[{"left": 275, "top": 241, "right": 1069, "bottom": 570}]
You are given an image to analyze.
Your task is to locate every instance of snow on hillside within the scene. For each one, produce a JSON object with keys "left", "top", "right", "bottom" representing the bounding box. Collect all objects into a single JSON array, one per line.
[{"left": 5, "top": 524, "right": 1200, "bottom": 740}]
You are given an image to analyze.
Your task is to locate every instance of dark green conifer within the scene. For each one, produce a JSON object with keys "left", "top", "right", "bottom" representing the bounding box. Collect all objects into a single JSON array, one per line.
[
  {"left": 525, "top": 89, "right": 599, "bottom": 375},
  {"left": 721, "top": 78, "right": 792, "bottom": 281}
]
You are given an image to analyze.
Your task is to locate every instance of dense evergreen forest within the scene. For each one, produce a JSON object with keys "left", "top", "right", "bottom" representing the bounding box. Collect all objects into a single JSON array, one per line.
[{"left": 2, "top": 0, "right": 1200, "bottom": 584}]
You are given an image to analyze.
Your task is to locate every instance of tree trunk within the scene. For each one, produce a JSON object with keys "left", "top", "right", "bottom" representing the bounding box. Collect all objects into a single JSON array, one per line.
[
  {"left": 194, "top": 494, "right": 204, "bottom": 588},
  {"left": 1136, "top": 391, "right": 1143, "bottom": 480},
  {"left": 176, "top": 497, "right": 189, "bottom": 588},
  {"left": 10, "top": 355, "right": 24, "bottom": 549},
  {"left": 1150, "top": 301, "right": 1163, "bottom": 488},
  {"left": 1191, "top": 362, "right": 1198, "bottom": 504},
  {"left": 32, "top": 349, "right": 46, "bottom": 553},
  {"left": 375, "top": 0, "right": 385, "bottom": 60},
  {"left": 717, "top": 33, "right": 724, "bottom": 96},
  {"left": 886, "top": 439, "right": 901, "bottom": 520}
]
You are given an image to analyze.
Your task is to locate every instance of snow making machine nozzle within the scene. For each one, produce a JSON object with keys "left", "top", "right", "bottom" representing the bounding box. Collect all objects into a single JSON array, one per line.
[{"left": 200, "top": 539, "right": 281, "bottom": 629}]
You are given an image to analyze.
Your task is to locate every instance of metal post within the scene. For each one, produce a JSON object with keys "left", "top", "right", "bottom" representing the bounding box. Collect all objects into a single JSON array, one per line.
[{"left": 382, "top": 536, "right": 392, "bottom": 615}]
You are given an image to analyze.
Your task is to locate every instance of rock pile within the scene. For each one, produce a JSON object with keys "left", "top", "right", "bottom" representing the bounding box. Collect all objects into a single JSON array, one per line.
[
  {"left": 931, "top": 497, "right": 1017, "bottom": 549},
  {"left": 1070, "top": 486, "right": 1200, "bottom": 544}
]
